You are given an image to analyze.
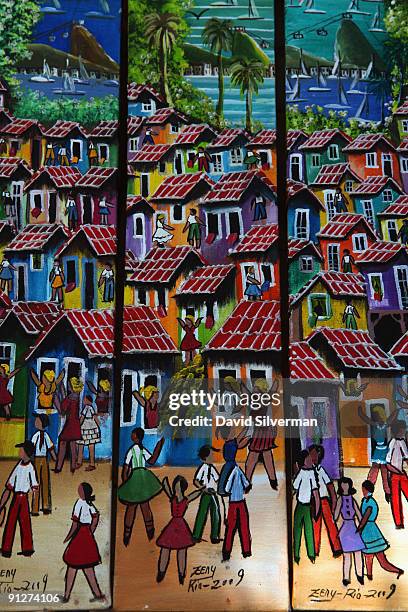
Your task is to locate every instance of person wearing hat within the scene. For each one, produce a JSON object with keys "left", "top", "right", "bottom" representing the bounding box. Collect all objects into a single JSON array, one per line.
[
  {"left": 31, "top": 414, "right": 57, "bottom": 516},
  {"left": 0, "top": 440, "right": 38, "bottom": 557}
]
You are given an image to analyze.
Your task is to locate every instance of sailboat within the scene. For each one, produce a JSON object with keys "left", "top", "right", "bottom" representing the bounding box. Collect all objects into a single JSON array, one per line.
[
  {"left": 291, "top": 49, "right": 311, "bottom": 79},
  {"left": 53, "top": 74, "right": 85, "bottom": 96},
  {"left": 347, "top": 71, "right": 365, "bottom": 94},
  {"left": 369, "top": 6, "right": 385, "bottom": 32},
  {"left": 347, "top": 0, "right": 370, "bottom": 15},
  {"left": 40, "top": 0, "right": 66, "bottom": 14},
  {"left": 308, "top": 63, "right": 330, "bottom": 92},
  {"left": 86, "top": 0, "right": 115, "bottom": 19},
  {"left": 30, "top": 59, "right": 55, "bottom": 83},
  {"left": 352, "top": 91, "right": 370, "bottom": 121},
  {"left": 286, "top": 0, "right": 303, "bottom": 6},
  {"left": 286, "top": 73, "right": 293, "bottom": 95},
  {"left": 74, "top": 56, "right": 90, "bottom": 86},
  {"left": 361, "top": 55, "right": 375, "bottom": 81},
  {"left": 304, "top": 0, "right": 326, "bottom": 14},
  {"left": 287, "top": 74, "right": 306, "bottom": 103},
  {"left": 325, "top": 74, "right": 350, "bottom": 109},
  {"left": 238, "top": 0, "right": 263, "bottom": 20}
]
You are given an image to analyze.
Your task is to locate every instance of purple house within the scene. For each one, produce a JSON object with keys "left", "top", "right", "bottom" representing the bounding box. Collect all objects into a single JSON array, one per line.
[
  {"left": 356, "top": 241, "right": 408, "bottom": 351},
  {"left": 126, "top": 195, "right": 154, "bottom": 260},
  {"left": 200, "top": 170, "right": 277, "bottom": 264}
]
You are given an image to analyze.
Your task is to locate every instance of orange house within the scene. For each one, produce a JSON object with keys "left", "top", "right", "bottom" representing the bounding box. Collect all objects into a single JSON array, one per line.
[
  {"left": 145, "top": 107, "right": 189, "bottom": 146},
  {"left": 1, "top": 119, "right": 44, "bottom": 171},
  {"left": 317, "top": 213, "right": 378, "bottom": 273},
  {"left": 228, "top": 224, "right": 280, "bottom": 301},
  {"left": 126, "top": 245, "right": 205, "bottom": 344},
  {"left": 343, "top": 133, "right": 402, "bottom": 185}
]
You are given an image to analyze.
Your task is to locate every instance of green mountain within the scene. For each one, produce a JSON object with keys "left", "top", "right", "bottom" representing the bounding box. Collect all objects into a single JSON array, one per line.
[
  {"left": 18, "top": 44, "right": 119, "bottom": 76},
  {"left": 335, "top": 19, "right": 386, "bottom": 71},
  {"left": 184, "top": 31, "right": 270, "bottom": 68},
  {"left": 286, "top": 45, "right": 333, "bottom": 69}
]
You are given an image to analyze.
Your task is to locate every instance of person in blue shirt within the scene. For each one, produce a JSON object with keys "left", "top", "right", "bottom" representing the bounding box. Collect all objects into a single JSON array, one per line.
[{"left": 222, "top": 463, "right": 252, "bottom": 561}]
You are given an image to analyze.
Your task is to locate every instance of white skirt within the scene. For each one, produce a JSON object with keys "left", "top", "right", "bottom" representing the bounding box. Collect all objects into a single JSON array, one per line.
[{"left": 78, "top": 418, "right": 101, "bottom": 445}]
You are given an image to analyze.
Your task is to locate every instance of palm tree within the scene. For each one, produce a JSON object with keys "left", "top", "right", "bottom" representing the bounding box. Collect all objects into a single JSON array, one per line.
[
  {"left": 202, "top": 18, "right": 233, "bottom": 124},
  {"left": 230, "top": 58, "right": 266, "bottom": 133},
  {"left": 145, "top": 12, "right": 180, "bottom": 106}
]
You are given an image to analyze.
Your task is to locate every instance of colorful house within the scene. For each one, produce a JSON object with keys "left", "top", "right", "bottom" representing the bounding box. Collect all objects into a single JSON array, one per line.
[
  {"left": 173, "top": 124, "right": 218, "bottom": 175},
  {"left": 1, "top": 119, "right": 44, "bottom": 170},
  {"left": 128, "top": 144, "right": 175, "bottom": 198},
  {"left": 127, "top": 115, "right": 146, "bottom": 156},
  {"left": 317, "top": 213, "right": 378, "bottom": 273},
  {"left": 307, "top": 327, "right": 402, "bottom": 468},
  {"left": 5, "top": 223, "right": 69, "bottom": 302},
  {"left": 287, "top": 179, "right": 324, "bottom": 242},
  {"left": 126, "top": 245, "right": 205, "bottom": 344},
  {"left": 42, "top": 121, "right": 88, "bottom": 173},
  {"left": 350, "top": 175, "right": 403, "bottom": 233},
  {"left": 378, "top": 194, "right": 408, "bottom": 242},
  {"left": 355, "top": 241, "right": 408, "bottom": 351},
  {"left": 299, "top": 129, "right": 352, "bottom": 184},
  {"left": 343, "top": 133, "right": 402, "bottom": 185},
  {"left": 88, "top": 121, "right": 118, "bottom": 168},
  {"left": 127, "top": 83, "right": 167, "bottom": 118},
  {"left": 149, "top": 172, "right": 215, "bottom": 246},
  {"left": 228, "top": 224, "right": 280, "bottom": 301},
  {"left": 393, "top": 99, "right": 408, "bottom": 141},
  {"left": 145, "top": 107, "right": 189, "bottom": 145},
  {"left": 0, "top": 157, "right": 32, "bottom": 229},
  {"left": 309, "top": 163, "right": 362, "bottom": 223},
  {"left": 245, "top": 129, "right": 307, "bottom": 184},
  {"left": 24, "top": 166, "right": 81, "bottom": 225},
  {"left": 201, "top": 170, "right": 277, "bottom": 264},
  {"left": 56, "top": 225, "right": 116, "bottom": 310},
  {"left": 76, "top": 166, "right": 118, "bottom": 226},
  {"left": 0, "top": 301, "right": 60, "bottom": 457},
  {"left": 290, "top": 271, "right": 368, "bottom": 341},
  {"left": 126, "top": 195, "right": 154, "bottom": 261},
  {"left": 174, "top": 264, "right": 236, "bottom": 346},
  {"left": 207, "top": 128, "right": 249, "bottom": 178},
  {"left": 288, "top": 238, "right": 323, "bottom": 295},
  {"left": 397, "top": 137, "right": 408, "bottom": 192}
]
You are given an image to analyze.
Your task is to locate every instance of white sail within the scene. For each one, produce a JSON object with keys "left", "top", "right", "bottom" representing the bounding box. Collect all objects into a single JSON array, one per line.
[
  {"left": 286, "top": 73, "right": 293, "bottom": 93},
  {"left": 339, "top": 80, "right": 349, "bottom": 106},
  {"left": 318, "top": 66, "right": 327, "bottom": 88},
  {"left": 304, "top": 0, "right": 326, "bottom": 13},
  {"left": 99, "top": 0, "right": 110, "bottom": 14},
  {"left": 79, "top": 56, "right": 90, "bottom": 80},
  {"left": 328, "top": 56, "right": 339, "bottom": 79},
  {"left": 365, "top": 58, "right": 373, "bottom": 80},
  {"left": 290, "top": 76, "right": 300, "bottom": 101},
  {"left": 355, "top": 92, "right": 369, "bottom": 119}
]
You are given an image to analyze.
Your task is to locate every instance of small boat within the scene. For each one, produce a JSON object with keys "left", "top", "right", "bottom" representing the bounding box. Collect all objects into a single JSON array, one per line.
[
  {"left": 86, "top": 0, "right": 115, "bottom": 19},
  {"left": 325, "top": 76, "right": 350, "bottom": 109},
  {"left": 304, "top": 0, "right": 326, "bottom": 14},
  {"left": 29, "top": 59, "right": 56, "bottom": 83},
  {"left": 238, "top": 0, "right": 263, "bottom": 20},
  {"left": 287, "top": 74, "right": 306, "bottom": 103},
  {"left": 327, "top": 55, "right": 346, "bottom": 80},
  {"left": 347, "top": 72, "right": 365, "bottom": 95},
  {"left": 74, "top": 56, "right": 91, "bottom": 86},
  {"left": 40, "top": 0, "right": 66, "bottom": 14},
  {"left": 291, "top": 49, "right": 311, "bottom": 79},
  {"left": 53, "top": 74, "right": 85, "bottom": 96},
  {"left": 351, "top": 91, "right": 370, "bottom": 121},
  {"left": 369, "top": 6, "right": 385, "bottom": 32},
  {"left": 308, "top": 63, "right": 331, "bottom": 92},
  {"left": 361, "top": 56, "right": 375, "bottom": 81},
  {"left": 347, "top": 0, "right": 370, "bottom": 15},
  {"left": 104, "top": 79, "right": 119, "bottom": 87}
]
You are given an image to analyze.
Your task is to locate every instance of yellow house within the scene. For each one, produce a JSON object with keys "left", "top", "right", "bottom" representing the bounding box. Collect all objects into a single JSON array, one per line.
[
  {"left": 126, "top": 245, "right": 205, "bottom": 344},
  {"left": 309, "top": 163, "right": 362, "bottom": 227},
  {"left": 146, "top": 107, "right": 189, "bottom": 145},
  {"left": 57, "top": 225, "right": 116, "bottom": 310},
  {"left": 128, "top": 144, "right": 175, "bottom": 199},
  {"left": 1, "top": 118, "right": 44, "bottom": 171},
  {"left": 378, "top": 194, "right": 408, "bottom": 241},
  {"left": 290, "top": 270, "right": 368, "bottom": 341}
]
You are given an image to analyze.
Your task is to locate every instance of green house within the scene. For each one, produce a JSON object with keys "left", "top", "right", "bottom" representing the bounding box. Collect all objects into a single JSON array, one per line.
[
  {"left": 173, "top": 124, "right": 218, "bottom": 175},
  {"left": 394, "top": 100, "right": 408, "bottom": 142},
  {"left": 299, "top": 129, "right": 352, "bottom": 184},
  {"left": 288, "top": 238, "right": 323, "bottom": 295}
]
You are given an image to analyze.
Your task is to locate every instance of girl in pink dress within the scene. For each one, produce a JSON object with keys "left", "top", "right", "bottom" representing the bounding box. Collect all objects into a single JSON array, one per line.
[{"left": 156, "top": 475, "right": 204, "bottom": 585}]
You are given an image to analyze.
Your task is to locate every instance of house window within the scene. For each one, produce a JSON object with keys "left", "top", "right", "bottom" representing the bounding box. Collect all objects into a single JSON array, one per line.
[
  {"left": 133, "top": 214, "right": 144, "bottom": 237},
  {"left": 324, "top": 190, "right": 336, "bottom": 220},
  {"left": 366, "top": 152, "right": 377, "bottom": 168},
  {"left": 212, "top": 154, "right": 223, "bottom": 173},
  {"left": 395, "top": 266, "right": 408, "bottom": 309},
  {"left": 142, "top": 101, "right": 153, "bottom": 112},
  {"left": 311, "top": 154, "right": 320, "bottom": 167},
  {"left": 259, "top": 151, "right": 270, "bottom": 167},
  {"left": 328, "top": 244, "right": 340, "bottom": 271},
  {"left": 289, "top": 154, "right": 302, "bottom": 181},
  {"left": 387, "top": 220, "right": 398, "bottom": 242},
  {"left": 137, "top": 288, "right": 147, "bottom": 305},
  {"left": 158, "top": 161, "right": 166, "bottom": 174},
  {"left": 97, "top": 143, "right": 109, "bottom": 162},
  {"left": 0, "top": 344, "right": 15, "bottom": 370},
  {"left": 140, "top": 174, "right": 149, "bottom": 197},
  {"left": 299, "top": 256, "right": 313, "bottom": 272},
  {"left": 70, "top": 139, "right": 82, "bottom": 161},
  {"left": 10, "top": 140, "right": 20, "bottom": 154},
  {"left": 383, "top": 189, "right": 393, "bottom": 203},
  {"left": 227, "top": 211, "right": 242, "bottom": 240},
  {"left": 328, "top": 144, "right": 339, "bottom": 160},
  {"left": 369, "top": 273, "right": 384, "bottom": 301},
  {"left": 352, "top": 233, "right": 368, "bottom": 252},
  {"left": 170, "top": 124, "right": 180, "bottom": 133},
  {"left": 172, "top": 204, "right": 183, "bottom": 222},
  {"left": 294, "top": 209, "right": 309, "bottom": 239},
  {"left": 156, "top": 287, "right": 168, "bottom": 308},
  {"left": 402, "top": 158, "right": 408, "bottom": 173},
  {"left": 309, "top": 294, "right": 330, "bottom": 320},
  {"left": 230, "top": 147, "right": 243, "bottom": 165},
  {"left": 402, "top": 119, "right": 408, "bottom": 133},
  {"left": 187, "top": 151, "right": 195, "bottom": 167},
  {"left": 30, "top": 191, "right": 43, "bottom": 211},
  {"left": 121, "top": 370, "right": 137, "bottom": 425},
  {"left": 129, "top": 138, "right": 138, "bottom": 152},
  {"left": 311, "top": 399, "right": 328, "bottom": 438},
  {"left": 261, "top": 264, "right": 274, "bottom": 285},
  {"left": 345, "top": 180, "right": 353, "bottom": 193},
  {"left": 66, "top": 259, "right": 76, "bottom": 286},
  {"left": 362, "top": 200, "right": 375, "bottom": 226},
  {"left": 30, "top": 253, "right": 43, "bottom": 271},
  {"left": 206, "top": 212, "right": 220, "bottom": 242}
]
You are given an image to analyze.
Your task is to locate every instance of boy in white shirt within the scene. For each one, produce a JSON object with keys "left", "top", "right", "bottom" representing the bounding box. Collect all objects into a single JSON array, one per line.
[
  {"left": 386, "top": 420, "right": 408, "bottom": 528},
  {"left": 293, "top": 449, "right": 320, "bottom": 564},
  {"left": 192, "top": 445, "right": 221, "bottom": 544}
]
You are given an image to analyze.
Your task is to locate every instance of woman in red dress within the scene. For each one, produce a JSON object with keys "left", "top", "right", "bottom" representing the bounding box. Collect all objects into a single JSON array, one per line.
[
  {"left": 55, "top": 377, "right": 83, "bottom": 473},
  {"left": 0, "top": 364, "right": 20, "bottom": 420},
  {"left": 62, "top": 482, "right": 104, "bottom": 603},
  {"left": 177, "top": 316, "right": 203, "bottom": 365},
  {"left": 156, "top": 475, "right": 204, "bottom": 585}
]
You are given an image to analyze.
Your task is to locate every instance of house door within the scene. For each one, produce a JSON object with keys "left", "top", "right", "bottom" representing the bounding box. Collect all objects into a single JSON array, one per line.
[
  {"left": 11, "top": 181, "right": 23, "bottom": 229},
  {"left": 82, "top": 195, "right": 93, "bottom": 224},
  {"left": 328, "top": 244, "right": 340, "bottom": 271},
  {"left": 140, "top": 174, "right": 149, "bottom": 197},
  {"left": 382, "top": 154, "right": 393, "bottom": 177},
  {"left": 84, "top": 262, "right": 95, "bottom": 309},
  {"left": 290, "top": 154, "right": 302, "bottom": 181},
  {"left": 174, "top": 153, "right": 183, "bottom": 175},
  {"left": 395, "top": 266, "right": 408, "bottom": 309},
  {"left": 48, "top": 193, "right": 57, "bottom": 223},
  {"left": 16, "top": 265, "right": 26, "bottom": 301},
  {"left": 32, "top": 139, "right": 41, "bottom": 170}
]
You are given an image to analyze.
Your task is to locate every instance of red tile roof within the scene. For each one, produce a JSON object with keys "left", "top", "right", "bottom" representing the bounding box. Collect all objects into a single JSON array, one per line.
[
  {"left": 395, "top": 100, "right": 408, "bottom": 116},
  {"left": 177, "top": 264, "right": 234, "bottom": 295},
  {"left": 356, "top": 241, "right": 407, "bottom": 264},
  {"left": 122, "top": 305, "right": 178, "bottom": 353},
  {"left": 397, "top": 137, "right": 408, "bottom": 152},
  {"left": 88, "top": 120, "right": 118, "bottom": 139},
  {"left": 208, "top": 128, "right": 250, "bottom": 148},
  {"left": 287, "top": 179, "right": 324, "bottom": 208},
  {"left": 2, "top": 118, "right": 42, "bottom": 136},
  {"left": 300, "top": 129, "right": 351, "bottom": 150},
  {"left": 126, "top": 195, "right": 154, "bottom": 215},
  {"left": 0, "top": 157, "right": 31, "bottom": 179},
  {"left": 287, "top": 129, "right": 308, "bottom": 151},
  {"left": 378, "top": 194, "right": 408, "bottom": 217},
  {"left": 6, "top": 224, "right": 69, "bottom": 252},
  {"left": 390, "top": 331, "right": 408, "bottom": 358},
  {"left": 291, "top": 271, "right": 366, "bottom": 306},
  {"left": 288, "top": 238, "right": 322, "bottom": 260},
  {"left": 151, "top": 172, "right": 215, "bottom": 201},
  {"left": 205, "top": 300, "right": 280, "bottom": 352},
  {"left": 175, "top": 124, "right": 217, "bottom": 145},
  {"left": 203, "top": 170, "right": 275, "bottom": 204},
  {"left": 57, "top": 225, "right": 116, "bottom": 257},
  {"left": 129, "top": 246, "right": 205, "bottom": 284},
  {"left": 125, "top": 249, "right": 138, "bottom": 272},
  {"left": 43, "top": 120, "right": 86, "bottom": 138},
  {"left": 231, "top": 224, "right": 278, "bottom": 254},
  {"left": 128, "top": 115, "right": 145, "bottom": 135},
  {"left": 76, "top": 167, "right": 117, "bottom": 188},
  {"left": 311, "top": 163, "right": 360, "bottom": 186},
  {"left": 350, "top": 175, "right": 402, "bottom": 196},
  {"left": 147, "top": 107, "right": 188, "bottom": 126},
  {"left": 308, "top": 328, "right": 401, "bottom": 371},
  {"left": 0, "top": 302, "right": 60, "bottom": 334},
  {"left": 290, "top": 342, "right": 336, "bottom": 380},
  {"left": 343, "top": 133, "right": 396, "bottom": 152},
  {"left": 129, "top": 144, "right": 172, "bottom": 164},
  {"left": 318, "top": 213, "right": 378, "bottom": 239},
  {"left": 127, "top": 83, "right": 165, "bottom": 104},
  {"left": 24, "top": 166, "right": 81, "bottom": 190},
  {"left": 247, "top": 129, "right": 276, "bottom": 147}
]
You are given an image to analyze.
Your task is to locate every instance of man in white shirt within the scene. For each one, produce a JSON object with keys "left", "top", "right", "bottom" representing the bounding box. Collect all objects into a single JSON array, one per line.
[
  {"left": 293, "top": 449, "right": 320, "bottom": 564},
  {"left": 31, "top": 414, "right": 56, "bottom": 516},
  {"left": 58, "top": 146, "right": 69, "bottom": 167},
  {"left": 192, "top": 445, "right": 221, "bottom": 544},
  {"left": 386, "top": 420, "right": 408, "bottom": 528},
  {"left": 0, "top": 441, "right": 38, "bottom": 557}
]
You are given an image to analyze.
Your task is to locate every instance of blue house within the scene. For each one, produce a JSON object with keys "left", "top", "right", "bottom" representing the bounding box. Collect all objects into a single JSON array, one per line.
[
  {"left": 5, "top": 224, "right": 69, "bottom": 302},
  {"left": 350, "top": 176, "right": 403, "bottom": 234},
  {"left": 127, "top": 83, "right": 167, "bottom": 118},
  {"left": 207, "top": 128, "right": 249, "bottom": 179},
  {"left": 287, "top": 180, "right": 324, "bottom": 243},
  {"left": 42, "top": 121, "right": 89, "bottom": 174}
]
